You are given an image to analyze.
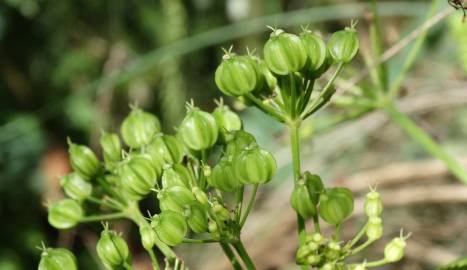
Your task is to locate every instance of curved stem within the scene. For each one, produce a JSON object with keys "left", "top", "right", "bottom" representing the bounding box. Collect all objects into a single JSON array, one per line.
[
  {"left": 350, "top": 238, "right": 374, "bottom": 255},
  {"left": 239, "top": 184, "right": 259, "bottom": 228},
  {"left": 219, "top": 243, "right": 243, "bottom": 270},
  {"left": 79, "top": 212, "right": 126, "bottom": 223},
  {"left": 312, "top": 215, "right": 321, "bottom": 233},
  {"left": 245, "top": 93, "right": 286, "bottom": 122},
  {"left": 233, "top": 241, "right": 256, "bottom": 270},
  {"left": 346, "top": 223, "right": 368, "bottom": 249},
  {"left": 235, "top": 186, "right": 245, "bottom": 223},
  {"left": 146, "top": 247, "right": 161, "bottom": 270},
  {"left": 182, "top": 238, "right": 217, "bottom": 244},
  {"left": 86, "top": 196, "right": 121, "bottom": 211},
  {"left": 365, "top": 258, "right": 389, "bottom": 268}
]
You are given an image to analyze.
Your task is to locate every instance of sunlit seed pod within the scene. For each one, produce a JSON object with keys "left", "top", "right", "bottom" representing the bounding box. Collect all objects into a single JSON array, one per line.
[
  {"left": 151, "top": 211, "right": 187, "bottom": 246},
  {"left": 147, "top": 133, "right": 185, "bottom": 165},
  {"left": 215, "top": 53, "right": 259, "bottom": 96},
  {"left": 366, "top": 216, "right": 383, "bottom": 241},
  {"left": 158, "top": 185, "right": 196, "bottom": 213},
  {"left": 212, "top": 104, "right": 242, "bottom": 142},
  {"left": 68, "top": 140, "right": 100, "bottom": 181},
  {"left": 234, "top": 145, "right": 276, "bottom": 184},
  {"left": 305, "top": 254, "right": 321, "bottom": 266},
  {"left": 327, "top": 27, "right": 359, "bottom": 63},
  {"left": 96, "top": 229, "right": 131, "bottom": 267},
  {"left": 290, "top": 181, "right": 317, "bottom": 219},
  {"left": 384, "top": 235, "right": 408, "bottom": 262},
  {"left": 364, "top": 189, "right": 383, "bottom": 217},
  {"left": 263, "top": 29, "right": 307, "bottom": 75},
  {"left": 319, "top": 187, "right": 354, "bottom": 225},
  {"left": 178, "top": 106, "right": 218, "bottom": 151},
  {"left": 300, "top": 31, "right": 329, "bottom": 79},
  {"left": 301, "top": 172, "right": 324, "bottom": 204},
  {"left": 307, "top": 241, "right": 320, "bottom": 252},
  {"left": 202, "top": 164, "right": 212, "bottom": 177},
  {"left": 320, "top": 263, "right": 335, "bottom": 270},
  {"left": 119, "top": 155, "right": 157, "bottom": 201},
  {"left": 224, "top": 130, "right": 257, "bottom": 157},
  {"left": 38, "top": 247, "right": 78, "bottom": 270},
  {"left": 208, "top": 220, "right": 220, "bottom": 241},
  {"left": 212, "top": 201, "right": 231, "bottom": 221},
  {"left": 184, "top": 201, "right": 208, "bottom": 233},
  {"left": 307, "top": 233, "right": 325, "bottom": 245},
  {"left": 208, "top": 157, "right": 242, "bottom": 192},
  {"left": 120, "top": 108, "right": 161, "bottom": 149},
  {"left": 161, "top": 164, "right": 192, "bottom": 189},
  {"left": 47, "top": 199, "right": 83, "bottom": 229},
  {"left": 140, "top": 225, "right": 157, "bottom": 250},
  {"left": 192, "top": 187, "right": 209, "bottom": 205},
  {"left": 60, "top": 172, "right": 92, "bottom": 201},
  {"left": 100, "top": 132, "right": 122, "bottom": 163},
  {"left": 295, "top": 245, "right": 312, "bottom": 263}
]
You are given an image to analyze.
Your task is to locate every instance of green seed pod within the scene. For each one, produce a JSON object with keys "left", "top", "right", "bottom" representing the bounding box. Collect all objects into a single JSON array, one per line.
[
  {"left": 224, "top": 130, "right": 256, "bottom": 157},
  {"left": 319, "top": 187, "right": 354, "bottom": 225},
  {"left": 384, "top": 235, "right": 408, "bottom": 262},
  {"left": 60, "top": 172, "right": 92, "bottom": 201},
  {"left": 96, "top": 229, "right": 131, "bottom": 267},
  {"left": 158, "top": 185, "right": 196, "bottom": 213},
  {"left": 354, "top": 264, "right": 366, "bottom": 270},
  {"left": 192, "top": 187, "right": 209, "bottom": 205},
  {"left": 300, "top": 31, "right": 328, "bottom": 77},
  {"left": 305, "top": 255, "right": 321, "bottom": 266},
  {"left": 234, "top": 145, "right": 276, "bottom": 184},
  {"left": 366, "top": 216, "right": 383, "bottom": 241},
  {"left": 161, "top": 164, "right": 192, "bottom": 189},
  {"left": 306, "top": 241, "right": 320, "bottom": 252},
  {"left": 47, "top": 199, "right": 83, "bottom": 229},
  {"left": 212, "top": 201, "right": 231, "bottom": 221},
  {"left": 324, "top": 241, "right": 341, "bottom": 260},
  {"left": 364, "top": 189, "right": 383, "bottom": 217},
  {"left": 140, "top": 225, "right": 157, "bottom": 250},
  {"left": 215, "top": 53, "right": 259, "bottom": 96},
  {"left": 327, "top": 27, "right": 359, "bottom": 63},
  {"left": 68, "top": 140, "right": 100, "bottom": 180},
  {"left": 184, "top": 201, "right": 208, "bottom": 233},
  {"left": 208, "top": 157, "right": 241, "bottom": 192},
  {"left": 212, "top": 103, "right": 242, "bottom": 142},
  {"left": 302, "top": 172, "right": 324, "bottom": 204},
  {"left": 120, "top": 108, "right": 161, "bottom": 149},
  {"left": 263, "top": 29, "right": 307, "bottom": 75},
  {"left": 208, "top": 220, "right": 220, "bottom": 241},
  {"left": 151, "top": 211, "right": 187, "bottom": 246},
  {"left": 295, "top": 245, "right": 312, "bottom": 264},
  {"left": 306, "top": 232, "right": 325, "bottom": 245},
  {"left": 320, "top": 263, "right": 335, "bottom": 270},
  {"left": 38, "top": 247, "right": 78, "bottom": 270},
  {"left": 290, "top": 180, "right": 317, "bottom": 219},
  {"left": 147, "top": 134, "right": 185, "bottom": 165},
  {"left": 178, "top": 106, "right": 218, "bottom": 151},
  {"left": 100, "top": 132, "right": 122, "bottom": 162},
  {"left": 119, "top": 156, "right": 157, "bottom": 201}
]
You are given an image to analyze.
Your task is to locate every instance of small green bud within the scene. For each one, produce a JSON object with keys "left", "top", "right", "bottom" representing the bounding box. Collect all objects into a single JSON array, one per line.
[
  {"left": 100, "top": 132, "right": 122, "bottom": 163},
  {"left": 224, "top": 130, "right": 256, "bottom": 157},
  {"left": 140, "top": 225, "right": 157, "bottom": 250},
  {"left": 296, "top": 245, "right": 312, "bottom": 263},
  {"left": 60, "top": 173, "right": 92, "bottom": 201},
  {"left": 212, "top": 103, "right": 242, "bottom": 142},
  {"left": 178, "top": 106, "right": 218, "bottom": 151},
  {"left": 384, "top": 232, "right": 409, "bottom": 262},
  {"left": 366, "top": 216, "right": 383, "bottom": 241},
  {"left": 208, "top": 220, "right": 220, "bottom": 241},
  {"left": 327, "top": 26, "right": 359, "bottom": 63},
  {"left": 184, "top": 201, "right": 208, "bottom": 233},
  {"left": 38, "top": 246, "right": 77, "bottom": 270},
  {"left": 96, "top": 228, "right": 131, "bottom": 267},
  {"left": 119, "top": 155, "right": 157, "bottom": 201},
  {"left": 120, "top": 108, "right": 160, "bottom": 149},
  {"left": 48, "top": 199, "right": 83, "bottom": 229},
  {"left": 158, "top": 185, "right": 196, "bottom": 213},
  {"left": 305, "top": 254, "right": 321, "bottom": 266},
  {"left": 308, "top": 233, "right": 325, "bottom": 245},
  {"left": 147, "top": 134, "right": 185, "bottom": 165},
  {"left": 212, "top": 201, "right": 231, "bottom": 221},
  {"left": 215, "top": 53, "right": 259, "bottom": 96},
  {"left": 192, "top": 187, "right": 209, "bottom": 205},
  {"left": 208, "top": 157, "right": 242, "bottom": 192},
  {"left": 151, "top": 211, "right": 187, "bottom": 246},
  {"left": 68, "top": 140, "right": 100, "bottom": 180},
  {"left": 320, "top": 263, "right": 335, "bottom": 270},
  {"left": 161, "top": 164, "right": 192, "bottom": 189},
  {"left": 364, "top": 188, "right": 383, "bottom": 217},
  {"left": 319, "top": 187, "right": 354, "bottom": 225},
  {"left": 300, "top": 30, "right": 328, "bottom": 78},
  {"left": 290, "top": 180, "right": 317, "bottom": 219},
  {"left": 324, "top": 241, "right": 341, "bottom": 260},
  {"left": 263, "top": 29, "right": 307, "bottom": 75},
  {"left": 202, "top": 164, "right": 211, "bottom": 177},
  {"left": 307, "top": 241, "right": 320, "bottom": 251},
  {"left": 234, "top": 145, "right": 276, "bottom": 184}
]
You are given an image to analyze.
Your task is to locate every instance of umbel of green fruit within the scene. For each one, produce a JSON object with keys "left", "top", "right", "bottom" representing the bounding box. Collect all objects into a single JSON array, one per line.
[
  {"left": 215, "top": 52, "right": 259, "bottom": 96},
  {"left": 158, "top": 185, "right": 196, "bottom": 213},
  {"left": 47, "top": 199, "right": 83, "bottom": 229},
  {"left": 120, "top": 107, "right": 161, "bottom": 148},
  {"left": 147, "top": 134, "right": 185, "bottom": 165},
  {"left": 96, "top": 227, "right": 131, "bottom": 268},
  {"left": 290, "top": 180, "right": 317, "bottom": 219},
  {"left": 234, "top": 145, "right": 276, "bottom": 184},
  {"left": 319, "top": 187, "right": 354, "bottom": 225},
  {"left": 119, "top": 155, "right": 158, "bottom": 201},
  {"left": 300, "top": 30, "right": 330, "bottom": 78},
  {"left": 178, "top": 105, "right": 218, "bottom": 151},
  {"left": 161, "top": 164, "right": 192, "bottom": 189},
  {"left": 68, "top": 140, "right": 99, "bottom": 180},
  {"left": 151, "top": 211, "right": 187, "bottom": 246},
  {"left": 212, "top": 102, "right": 242, "bottom": 142},
  {"left": 99, "top": 132, "right": 122, "bottom": 163},
  {"left": 38, "top": 245, "right": 77, "bottom": 270},
  {"left": 263, "top": 28, "right": 307, "bottom": 75},
  {"left": 60, "top": 172, "right": 92, "bottom": 201},
  {"left": 327, "top": 25, "right": 359, "bottom": 63},
  {"left": 208, "top": 157, "right": 242, "bottom": 192}
]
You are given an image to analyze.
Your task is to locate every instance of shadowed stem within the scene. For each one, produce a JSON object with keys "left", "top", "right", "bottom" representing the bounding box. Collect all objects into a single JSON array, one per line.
[
  {"left": 233, "top": 241, "right": 256, "bottom": 270},
  {"left": 219, "top": 243, "right": 242, "bottom": 270}
]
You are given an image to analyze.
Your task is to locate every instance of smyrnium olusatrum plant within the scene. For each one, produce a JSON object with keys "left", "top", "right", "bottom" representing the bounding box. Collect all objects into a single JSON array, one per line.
[{"left": 39, "top": 23, "right": 409, "bottom": 270}]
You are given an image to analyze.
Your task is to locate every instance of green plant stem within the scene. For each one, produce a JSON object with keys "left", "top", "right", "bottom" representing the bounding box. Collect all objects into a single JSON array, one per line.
[
  {"left": 86, "top": 196, "right": 121, "bottom": 210},
  {"left": 333, "top": 224, "right": 342, "bottom": 241},
  {"left": 385, "top": 103, "right": 467, "bottom": 183},
  {"left": 219, "top": 243, "right": 243, "bottom": 270},
  {"left": 245, "top": 93, "right": 286, "bottom": 122},
  {"left": 182, "top": 238, "right": 217, "bottom": 244},
  {"left": 79, "top": 212, "right": 127, "bottom": 222},
  {"left": 312, "top": 215, "right": 321, "bottom": 233},
  {"left": 233, "top": 241, "right": 256, "bottom": 270},
  {"left": 146, "top": 247, "right": 161, "bottom": 270},
  {"left": 235, "top": 186, "right": 245, "bottom": 223},
  {"left": 96, "top": 176, "right": 127, "bottom": 205},
  {"left": 370, "top": 0, "right": 388, "bottom": 92},
  {"left": 365, "top": 259, "right": 389, "bottom": 268},
  {"left": 290, "top": 73, "right": 297, "bottom": 118},
  {"left": 239, "top": 184, "right": 259, "bottom": 228},
  {"left": 347, "top": 223, "right": 368, "bottom": 248},
  {"left": 350, "top": 238, "right": 374, "bottom": 255}
]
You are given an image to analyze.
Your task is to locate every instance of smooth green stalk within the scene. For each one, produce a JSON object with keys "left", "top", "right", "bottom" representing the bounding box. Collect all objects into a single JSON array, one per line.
[
  {"left": 233, "top": 241, "right": 257, "bottom": 270},
  {"left": 240, "top": 184, "right": 259, "bottom": 228},
  {"left": 235, "top": 186, "right": 245, "bottom": 223},
  {"left": 182, "top": 238, "right": 216, "bottom": 244},
  {"left": 346, "top": 223, "right": 368, "bottom": 248},
  {"left": 86, "top": 196, "right": 121, "bottom": 210},
  {"left": 79, "top": 212, "right": 127, "bottom": 222},
  {"left": 245, "top": 93, "right": 287, "bottom": 122},
  {"left": 290, "top": 73, "right": 297, "bottom": 118},
  {"left": 334, "top": 224, "right": 342, "bottom": 241},
  {"left": 312, "top": 215, "right": 321, "bottom": 233},
  {"left": 146, "top": 247, "right": 161, "bottom": 270},
  {"left": 365, "top": 258, "right": 390, "bottom": 268},
  {"left": 385, "top": 103, "right": 467, "bottom": 183},
  {"left": 370, "top": 0, "right": 389, "bottom": 92},
  {"left": 219, "top": 243, "right": 243, "bottom": 270},
  {"left": 350, "top": 238, "right": 374, "bottom": 255}
]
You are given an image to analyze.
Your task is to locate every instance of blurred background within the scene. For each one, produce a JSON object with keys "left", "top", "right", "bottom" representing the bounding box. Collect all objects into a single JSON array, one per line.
[{"left": 1, "top": 0, "right": 467, "bottom": 269}]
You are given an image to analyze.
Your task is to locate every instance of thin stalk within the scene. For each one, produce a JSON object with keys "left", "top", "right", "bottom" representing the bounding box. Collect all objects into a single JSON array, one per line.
[
  {"left": 219, "top": 243, "right": 243, "bottom": 270},
  {"left": 350, "top": 238, "right": 374, "bottom": 255},
  {"left": 233, "top": 241, "right": 256, "bottom": 270},
  {"left": 385, "top": 103, "right": 467, "bottom": 183},
  {"left": 235, "top": 186, "right": 245, "bottom": 223},
  {"left": 333, "top": 224, "right": 342, "bottom": 241},
  {"left": 80, "top": 212, "right": 127, "bottom": 222},
  {"left": 312, "top": 215, "right": 321, "bottom": 233},
  {"left": 86, "top": 196, "right": 121, "bottom": 211},
  {"left": 96, "top": 176, "right": 127, "bottom": 205},
  {"left": 182, "top": 238, "right": 217, "bottom": 244},
  {"left": 365, "top": 259, "right": 389, "bottom": 268},
  {"left": 146, "top": 248, "right": 161, "bottom": 270},
  {"left": 239, "top": 184, "right": 259, "bottom": 228},
  {"left": 370, "top": 0, "right": 388, "bottom": 92},
  {"left": 346, "top": 223, "right": 368, "bottom": 248},
  {"left": 245, "top": 93, "right": 286, "bottom": 122},
  {"left": 290, "top": 73, "right": 297, "bottom": 118}
]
